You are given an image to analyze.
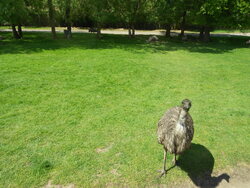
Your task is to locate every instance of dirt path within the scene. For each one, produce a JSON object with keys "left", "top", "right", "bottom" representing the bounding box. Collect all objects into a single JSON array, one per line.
[
  {"left": 42, "top": 164, "right": 250, "bottom": 188},
  {"left": 171, "top": 163, "right": 250, "bottom": 188},
  {"left": 1, "top": 28, "right": 250, "bottom": 37}
]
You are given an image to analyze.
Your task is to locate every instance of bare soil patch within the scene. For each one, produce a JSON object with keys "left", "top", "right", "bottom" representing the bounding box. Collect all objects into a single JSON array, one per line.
[
  {"left": 44, "top": 180, "right": 75, "bottom": 188},
  {"left": 95, "top": 143, "right": 113, "bottom": 153},
  {"left": 167, "top": 163, "right": 250, "bottom": 188}
]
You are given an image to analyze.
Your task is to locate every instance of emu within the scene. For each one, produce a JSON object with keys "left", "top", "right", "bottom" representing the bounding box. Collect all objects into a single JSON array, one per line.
[
  {"left": 147, "top": 35, "right": 159, "bottom": 42},
  {"left": 157, "top": 99, "right": 194, "bottom": 177}
]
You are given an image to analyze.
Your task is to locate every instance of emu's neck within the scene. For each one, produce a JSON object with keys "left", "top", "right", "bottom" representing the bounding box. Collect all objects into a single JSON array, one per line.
[
  {"left": 176, "top": 108, "right": 187, "bottom": 134},
  {"left": 178, "top": 108, "right": 187, "bottom": 124}
]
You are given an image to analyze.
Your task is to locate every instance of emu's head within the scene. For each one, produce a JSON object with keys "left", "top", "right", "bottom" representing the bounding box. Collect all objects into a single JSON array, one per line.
[{"left": 181, "top": 99, "right": 192, "bottom": 112}]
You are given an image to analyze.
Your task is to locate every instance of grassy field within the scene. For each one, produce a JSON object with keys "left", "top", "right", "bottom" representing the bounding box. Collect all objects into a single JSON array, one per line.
[{"left": 0, "top": 32, "right": 250, "bottom": 187}]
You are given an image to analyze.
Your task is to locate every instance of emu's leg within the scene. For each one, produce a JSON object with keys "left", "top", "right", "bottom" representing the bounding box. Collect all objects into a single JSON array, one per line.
[
  {"left": 172, "top": 153, "right": 177, "bottom": 166},
  {"left": 159, "top": 149, "right": 167, "bottom": 177}
]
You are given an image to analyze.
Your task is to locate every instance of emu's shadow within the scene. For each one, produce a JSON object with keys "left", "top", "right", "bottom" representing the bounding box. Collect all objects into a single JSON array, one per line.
[{"left": 177, "top": 143, "right": 230, "bottom": 188}]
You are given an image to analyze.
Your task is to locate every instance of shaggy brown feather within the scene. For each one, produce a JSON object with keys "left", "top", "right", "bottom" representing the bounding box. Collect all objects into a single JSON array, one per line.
[
  {"left": 157, "top": 99, "right": 194, "bottom": 177},
  {"left": 157, "top": 106, "right": 194, "bottom": 154}
]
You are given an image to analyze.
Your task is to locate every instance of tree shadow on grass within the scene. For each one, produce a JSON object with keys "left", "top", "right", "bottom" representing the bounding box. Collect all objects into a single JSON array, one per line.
[
  {"left": 0, "top": 31, "right": 249, "bottom": 55},
  {"left": 177, "top": 143, "right": 230, "bottom": 188}
]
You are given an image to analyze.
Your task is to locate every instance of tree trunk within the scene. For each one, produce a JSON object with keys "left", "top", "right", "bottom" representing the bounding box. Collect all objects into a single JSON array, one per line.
[
  {"left": 11, "top": 25, "right": 20, "bottom": 39},
  {"left": 204, "top": 26, "right": 210, "bottom": 42},
  {"left": 96, "top": 24, "right": 101, "bottom": 39},
  {"left": 67, "top": 26, "right": 71, "bottom": 33},
  {"left": 180, "top": 11, "right": 186, "bottom": 37},
  {"left": 97, "top": 29, "right": 101, "bottom": 38},
  {"left": 51, "top": 26, "right": 56, "bottom": 39},
  {"left": 199, "top": 26, "right": 204, "bottom": 40},
  {"left": 65, "top": 0, "right": 72, "bottom": 38},
  {"left": 128, "top": 23, "right": 132, "bottom": 37},
  {"left": 165, "top": 24, "right": 171, "bottom": 37},
  {"left": 131, "top": 25, "right": 135, "bottom": 37},
  {"left": 66, "top": 26, "right": 72, "bottom": 39},
  {"left": 48, "top": 0, "right": 56, "bottom": 39},
  {"left": 128, "top": 28, "right": 132, "bottom": 36},
  {"left": 18, "top": 25, "right": 23, "bottom": 38}
]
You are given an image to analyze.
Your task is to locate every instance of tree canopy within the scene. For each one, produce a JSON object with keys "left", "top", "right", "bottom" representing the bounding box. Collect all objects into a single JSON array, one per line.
[{"left": 0, "top": 0, "right": 249, "bottom": 40}]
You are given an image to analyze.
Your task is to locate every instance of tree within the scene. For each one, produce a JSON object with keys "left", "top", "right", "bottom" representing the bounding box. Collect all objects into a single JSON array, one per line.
[
  {"left": 173, "top": 0, "right": 195, "bottom": 38},
  {"left": 0, "top": 0, "right": 27, "bottom": 39},
  {"left": 156, "top": 0, "right": 176, "bottom": 37},
  {"left": 57, "top": 0, "right": 74, "bottom": 38},
  {"left": 85, "top": 0, "right": 112, "bottom": 38},
  {"left": 48, "top": 0, "right": 57, "bottom": 39},
  {"left": 194, "top": 0, "right": 227, "bottom": 42},
  {"left": 222, "top": 0, "right": 250, "bottom": 30},
  {"left": 65, "top": 0, "right": 72, "bottom": 36},
  {"left": 109, "top": 0, "right": 150, "bottom": 37},
  {"left": 23, "top": 0, "right": 47, "bottom": 26}
]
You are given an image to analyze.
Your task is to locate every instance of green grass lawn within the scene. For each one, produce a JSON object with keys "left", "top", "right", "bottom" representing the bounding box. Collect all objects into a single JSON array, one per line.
[
  {"left": 0, "top": 32, "right": 250, "bottom": 187},
  {"left": 211, "top": 29, "right": 250, "bottom": 33}
]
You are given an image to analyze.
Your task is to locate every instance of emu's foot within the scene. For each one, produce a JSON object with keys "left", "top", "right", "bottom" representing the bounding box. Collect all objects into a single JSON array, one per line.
[{"left": 158, "top": 169, "right": 167, "bottom": 178}]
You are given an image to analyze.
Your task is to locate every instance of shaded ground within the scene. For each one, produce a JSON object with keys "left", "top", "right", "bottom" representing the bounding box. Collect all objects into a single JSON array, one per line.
[
  {"left": 1, "top": 28, "right": 250, "bottom": 37},
  {"left": 171, "top": 164, "right": 250, "bottom": 188},
  {"left": 155, "top": 144, "right": 250, "bottom": 188},
  {"left": 43, "top": 164, "right": 250, "bottom": 188}
]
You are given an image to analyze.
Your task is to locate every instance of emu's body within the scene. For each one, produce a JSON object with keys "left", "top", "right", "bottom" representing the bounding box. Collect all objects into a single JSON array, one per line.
[
  {"left": 157, "top": 99, "right": 194, "bottom": 177},
  {"left": 147, "top": 35, "right": 159, "bottom": 42}
]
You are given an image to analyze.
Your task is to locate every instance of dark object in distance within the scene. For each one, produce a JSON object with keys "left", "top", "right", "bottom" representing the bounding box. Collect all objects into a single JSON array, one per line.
[
  {"left": 64, "top": 29, "right": 72, "bottom": 39},
  {"left": 89, "top": 27, "right": 98, "bottom": 33},
  {"left": 147, "top": 35, "right": 159, "bottom": 42}
]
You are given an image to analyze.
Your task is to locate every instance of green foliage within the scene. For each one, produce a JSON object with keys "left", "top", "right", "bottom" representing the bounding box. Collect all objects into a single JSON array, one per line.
[
  {"left": 155, "top": 0, "right": 176, "bottom": 25},
  {"left": 87, "top": 0, "right": 110, "bottom": 26},
  {"left": 25, "top": 0, "right": 47, "bottom": 25},
  {"left": 0, "top": 0, "right": 27, "bottom": 25},
  {"left": 1, "top": 0, "right": 249, "bottom": 32},
  {"left": 230, "top": 0, "right": 250, "bottom": 29},
  {"left": 108, "top": 0, "right": 151, "bottom": 26}
]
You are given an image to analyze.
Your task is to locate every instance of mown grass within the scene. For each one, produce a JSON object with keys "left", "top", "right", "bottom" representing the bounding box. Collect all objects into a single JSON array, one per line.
[
  {"left": 0, "top": 32, "right": 250, "bottom": 187},
  {"left": 211, "top": 29, "right": 250, "bottom": 33}
]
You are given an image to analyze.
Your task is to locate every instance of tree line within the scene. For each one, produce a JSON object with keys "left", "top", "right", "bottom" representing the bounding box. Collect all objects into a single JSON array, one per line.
[{"left": 0, "top": 0, "right": 249, "bottom": 41}]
